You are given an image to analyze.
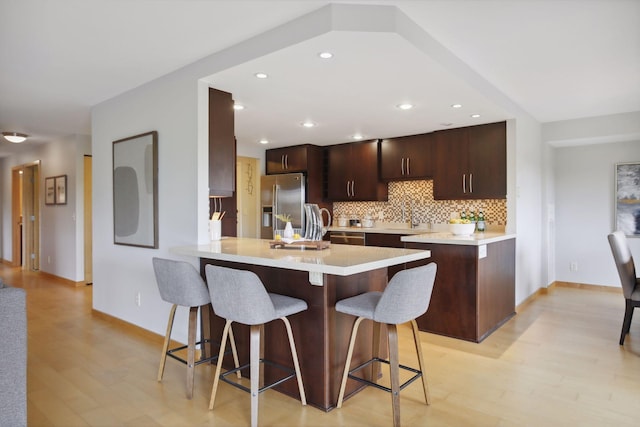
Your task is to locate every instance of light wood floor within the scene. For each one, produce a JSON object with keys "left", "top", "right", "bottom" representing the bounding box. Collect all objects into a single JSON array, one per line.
[{"left": 5, "top": 264, "right": 640, "bottom": 426}]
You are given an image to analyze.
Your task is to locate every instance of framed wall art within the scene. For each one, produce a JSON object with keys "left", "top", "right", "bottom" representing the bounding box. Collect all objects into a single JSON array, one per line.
[
  {"left": 113, "top": 131, "right": 158, "bottom": 248},
  {"left": 45, "top": 177, "right": 55, "bottom": 205},
  {"left": 55, "top": 175, "right": 67, "bottom": 205},
  {"left": 615, "top": 162, "right": 640, "bottom": 237}
]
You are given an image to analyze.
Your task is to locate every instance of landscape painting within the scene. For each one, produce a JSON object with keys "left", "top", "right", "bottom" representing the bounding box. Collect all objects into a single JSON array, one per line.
[{"left": 615, "top": 162, "right": 640, "bottom": 237}]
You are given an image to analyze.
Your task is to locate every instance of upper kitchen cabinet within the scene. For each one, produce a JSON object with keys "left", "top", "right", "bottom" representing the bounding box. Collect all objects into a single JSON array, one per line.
[
  {"left": 380, "top": 133, "right": 433, "bottom": 181},
  {"left": 209, "top": 88, "right": 235, "bottom": 197},
  {"left": 433, "top": 121, "right": 506, "bottom": 200},
  {"left": 266, "top": 145, "right": 314, "bottom": 174},
  {"left": 326, "top": 139, "right": 388, "bottom": 202}
]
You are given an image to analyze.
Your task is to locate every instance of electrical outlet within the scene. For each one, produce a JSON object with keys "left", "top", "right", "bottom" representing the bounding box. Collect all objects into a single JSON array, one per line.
[
  {"left": 135, "top": 292, "right": 141, "bottom": 307},
  {"left": 570, "top": 262, "right": 578, "bottom": 272}
]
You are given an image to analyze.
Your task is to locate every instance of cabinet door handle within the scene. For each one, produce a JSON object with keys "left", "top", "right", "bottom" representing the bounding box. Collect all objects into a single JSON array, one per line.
[
  {"left": 281, "top": 155, "right": 285, "bottom": 170},
  {"left": 346, "top": 181, "right": 350, "bottom": 197},
  {"left": 469, "top": 173, "right": 473, "bottom": 193},
  {"left": 351, "top": 180, "right": 355, "bottom": 197},
  {"left": 407, "top": 157, "right": 410, "bottom": 175},
  {"left": 462, "top": 174, "right": 466, "bottom": 193},
  {"left": 285, "top": 154, "right": 289, "bottom": 169},
  {"left": 401, "top": 158, "right": 405, "bottom": 175}
]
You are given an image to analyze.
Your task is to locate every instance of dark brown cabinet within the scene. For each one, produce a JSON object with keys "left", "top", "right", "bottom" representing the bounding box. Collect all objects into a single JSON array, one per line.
[
  {"left": 405, "top": 238, "right": 515, "bottom": 342},
  {"left": 208, "top": 88, "right": 235, "bottom": 197},
  {"left": 266, "top": 145, "right": 309, "bottom": 174},
  {"left": 433, "top": 121, "right": 506, "bottom": 200},
  {"left": 326, "top": 140, "right": 387, "bottom": 201},
  {"left": 365, "top": 233, "right": 406, "bottom": 279},
  {"left": 209, "top": 88, "right": 237, "bottom": 236},
  {"left": 380, "top": 133, "right": 433, "bottom": 181}
]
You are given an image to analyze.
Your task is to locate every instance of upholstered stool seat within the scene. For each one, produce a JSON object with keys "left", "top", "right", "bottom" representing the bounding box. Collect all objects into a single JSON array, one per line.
[
  {"left": 205, "top": 264, "right": 307, "bottom": 427},
  {"left": 152, "top": 257, "right": 239, "bottom": 399},
  {"left": 336, "top": 263, "right": 437, "bottom": 427}
]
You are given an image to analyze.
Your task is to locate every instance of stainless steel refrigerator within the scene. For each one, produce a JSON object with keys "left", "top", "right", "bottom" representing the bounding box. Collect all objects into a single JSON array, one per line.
[{"left": 260, "top": 173, "right": 306, "bottom": 239}]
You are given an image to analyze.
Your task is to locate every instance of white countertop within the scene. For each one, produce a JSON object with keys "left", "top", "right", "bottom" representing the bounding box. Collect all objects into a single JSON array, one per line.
[
  {"left": 170, "top": 237, "right": 431, "bottom": 276},
  {"left": 401, "top": 231, "right": 515, "bottom": 246}
]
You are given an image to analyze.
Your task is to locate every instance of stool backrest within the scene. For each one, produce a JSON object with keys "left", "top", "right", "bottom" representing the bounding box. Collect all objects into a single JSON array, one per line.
[
  {"left": 373, "top": 263, "right": 437, "bottom": 324},
  {"left": 152, "top": 258, "right": 210, "bottom": 307},
  {"left": 205, "top": 265, "right": 277, "bottom": 325},
  {"left": 608, "top": 231, "right": 638, "bottom": 299}
]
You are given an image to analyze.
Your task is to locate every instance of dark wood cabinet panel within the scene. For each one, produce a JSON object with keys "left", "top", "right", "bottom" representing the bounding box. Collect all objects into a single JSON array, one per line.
[
  {"left": 433, "top": 121, "right": 506, "bottom": 200},
  {"left": 266, "top": 145, "right": 309, "bottom": 174},
  {"left": 405, "top": 238, "right": 515, "bottom": 342},
  {"left": 209, "top": 87, "right": 237, "bottom": 236},
  {"left": 380, "top": 133, "right": 433, "bottom": 181},
  {"left": 326, "top": 140, "right": 387, "bottom": 202},
  {"left": 365, "top": 233, "right": 406, "bottom": 279},
  {"left": 208, "top": 88, "right": 235, "bottom": 197}
]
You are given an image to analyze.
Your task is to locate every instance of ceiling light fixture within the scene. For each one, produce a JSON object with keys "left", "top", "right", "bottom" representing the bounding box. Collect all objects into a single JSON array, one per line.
[
  {"left": 233, "top": 103, "right": 245, "bottom": 110},
  {"left": 301, "top": 121, "right": 316, "bottom": 128},
  {"left": 318, "top": 52, "right": 333, "bottom": 59},
  {"left": 259, "top": 139, "right": 269, "bottom": 145},
  {"left": 470, "top": 114, "right": 481, "bottom": 118},
  {"left": 254, "top": 72, "right": 268, "bottom": 79},
  {"left": 451, "top": 104, "right": 463, "bottom": 108},
  {"left": 397, "top": 103, "right": 413, "bottom": 110},
  {"left": 352, "top": 134, "right": 364, "bottom": 140},
  {"left": 2, "top": 132, "right": 28, "bottom": 143}
]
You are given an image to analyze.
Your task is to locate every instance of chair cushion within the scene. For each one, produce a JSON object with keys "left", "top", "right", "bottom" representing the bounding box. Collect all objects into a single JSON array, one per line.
[
  {"left": 335, "top": 292, "right": 383, "bottom": 319},
  {"left": 269, "top": 293, "right": 308, "bottom": 318}
]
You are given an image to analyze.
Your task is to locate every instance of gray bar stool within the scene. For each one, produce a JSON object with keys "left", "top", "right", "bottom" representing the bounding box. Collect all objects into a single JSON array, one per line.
[
  {"left": 336, "top": 263, "right": 437, "bottom": 427},
  {"left": 205, "top": 264, "right": 307, "bottom": 427},
  {"left": 152, "top": 257, "right": 239, "bottom": 399}
]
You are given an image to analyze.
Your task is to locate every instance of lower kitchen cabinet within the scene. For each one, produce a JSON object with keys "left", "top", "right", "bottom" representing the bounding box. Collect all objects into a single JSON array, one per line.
[{"left": 405, "top": 238, "right": 515, "bottom": 342}]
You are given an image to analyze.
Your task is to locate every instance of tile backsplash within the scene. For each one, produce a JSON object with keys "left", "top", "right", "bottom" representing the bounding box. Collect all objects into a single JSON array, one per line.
[{"left": 333, "top": 180, "right": 507, "bottom": 225}]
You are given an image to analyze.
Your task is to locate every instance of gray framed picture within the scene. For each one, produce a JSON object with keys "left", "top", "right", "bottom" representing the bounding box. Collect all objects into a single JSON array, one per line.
[
  {"left": 113, "top": 131, "right": 158, "bottom": 248},
  {"left": 615, "top": 162, "right": 640, "bottom": 237}
]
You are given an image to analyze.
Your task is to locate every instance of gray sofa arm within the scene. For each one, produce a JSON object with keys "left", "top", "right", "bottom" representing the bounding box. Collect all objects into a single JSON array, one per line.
[{"left": 0, "top": 286, "right": 27, "bottom": 427}]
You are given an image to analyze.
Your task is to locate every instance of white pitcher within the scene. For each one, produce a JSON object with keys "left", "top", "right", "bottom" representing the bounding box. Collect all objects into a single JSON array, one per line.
[{"left": 304, "top": 204, "right": 332, "bottom": 241}]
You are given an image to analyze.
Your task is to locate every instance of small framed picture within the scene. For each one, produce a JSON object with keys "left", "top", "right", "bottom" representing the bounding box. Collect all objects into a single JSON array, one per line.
[
  {"left": 55, "top": 175, "right": 67, "bottom": 205},
  {"left": 45, "top": 177, "right": 55, "bottom": 205}
]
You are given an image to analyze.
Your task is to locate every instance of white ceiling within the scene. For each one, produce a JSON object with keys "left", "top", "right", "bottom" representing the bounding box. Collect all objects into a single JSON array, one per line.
[{"left": 1, "top": 0, "right": 638, "bottom": 155}]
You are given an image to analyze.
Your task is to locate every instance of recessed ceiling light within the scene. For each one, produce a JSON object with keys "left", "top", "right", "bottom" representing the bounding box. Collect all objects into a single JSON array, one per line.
[
  {"left": 318, "top": 52, "right": 333, "bottom": 59},
  {"left": 397, "top": 103, "right": 413, "bottom": 110},
  {"left": 2, "top": 132, "right": 28, "bottom": 143},
  {"left": 470, "top": 114, "right": 481, "bottom": 118},
  {"left": 259, "top": 139, "right": 269, "bottom": 144},
  {"left": 233, "top": 103, "right": 245, "bottom": 110},
  {"left": 301, "top": 121, "right": 316, "bottom": 128},
  {"left": 352, "top": 134, "right": 364, "bottom": 140},
  {"left": 451, "top": 104, "right": 463, "bottom": 108},
  {"left": 254, "top": 72, "right": 268, "bottom": 79}
]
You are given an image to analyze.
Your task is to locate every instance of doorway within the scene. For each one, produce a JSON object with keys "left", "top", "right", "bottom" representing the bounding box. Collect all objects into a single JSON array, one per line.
[
  {"left": 236, "top": 156, "right": 259, "bottom": 238},
  {"left": 84, "top": 155, "right": 93, "bottom": 284},
  {"left": 12, "top": 162, "right": 41, "bottom": 270}
]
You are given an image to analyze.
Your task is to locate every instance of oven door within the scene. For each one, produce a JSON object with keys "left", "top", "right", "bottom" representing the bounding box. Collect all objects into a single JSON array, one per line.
[{"left": 329, "top": 231, "right": 365, "bottom": 246}]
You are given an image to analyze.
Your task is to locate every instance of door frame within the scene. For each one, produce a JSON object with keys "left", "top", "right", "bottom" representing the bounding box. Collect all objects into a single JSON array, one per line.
[{"left": 12, "top": 161, "right": 41, "bottom": 270}]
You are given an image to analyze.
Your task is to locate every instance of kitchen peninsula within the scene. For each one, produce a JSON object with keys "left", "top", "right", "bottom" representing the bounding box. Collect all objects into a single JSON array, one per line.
[{"left": 171, "top": 238, "right": 431, "bottom": 411}]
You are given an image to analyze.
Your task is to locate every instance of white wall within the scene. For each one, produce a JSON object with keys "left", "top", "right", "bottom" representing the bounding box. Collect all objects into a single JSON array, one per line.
[{"left": 554, "top": 140, "right": 640, "bottom": 286}]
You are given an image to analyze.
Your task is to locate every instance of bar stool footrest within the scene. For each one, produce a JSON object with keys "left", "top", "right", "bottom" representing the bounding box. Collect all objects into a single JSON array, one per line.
[
  {"left": 347, "top": 357, "right": 423, "bottom": 393},
  {"left": 166, "top": 339, "right": 231, "bottom": 366},
  {"left": 220, "top": 359, "right": 296, "bottom": 394}
]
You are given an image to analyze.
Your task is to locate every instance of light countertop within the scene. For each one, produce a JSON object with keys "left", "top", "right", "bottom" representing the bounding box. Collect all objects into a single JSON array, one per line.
[
  {"left": 170, "top": 237, "right": 431, "bottom": 276},
  {"left": 400, "top": 231, "right": 516, "bottom": 246},
  {"left": 328, "top": 223, "right": 515, "bottom": 246}
]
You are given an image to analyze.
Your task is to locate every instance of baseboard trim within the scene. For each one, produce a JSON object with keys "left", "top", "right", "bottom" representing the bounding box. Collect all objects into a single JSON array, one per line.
[
  {"left": 38, "top": 270, "right": 87, "bottom": 287},
  {"left": 92, "top": 309, "right": 165, "bottom": 344},
  {"left": 553, "top": 281, "right": 622, "bottom": 294},
  {"left": 516, "top": 281, "right": 622, "bottom": 312}
]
